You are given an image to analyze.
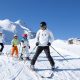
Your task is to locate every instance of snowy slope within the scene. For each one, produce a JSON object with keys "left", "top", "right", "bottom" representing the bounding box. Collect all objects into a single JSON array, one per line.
[
  {"left": 0, "top": 19, "right": 36, "bottom": 44},
  {"left": 0, "top": 39, "right": 80, "bottom": 80}
]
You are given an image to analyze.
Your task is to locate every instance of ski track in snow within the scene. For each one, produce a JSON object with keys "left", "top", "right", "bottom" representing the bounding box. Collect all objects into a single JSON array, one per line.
[{"left": 0, "top": 43, "right": 80, "bottom": 80}]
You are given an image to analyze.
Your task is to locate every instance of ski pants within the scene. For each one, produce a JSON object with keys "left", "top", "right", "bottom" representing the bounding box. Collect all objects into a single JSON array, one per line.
[
  {"left": 11, "top": 46, "right": 18, "bottom": 57},
  {"left": 20, "top": 47, "right": 30, "bottom": 57},
  {"left": 31, "top": 46, "right": 55, "bottom": 67},
  {"left": 0, "top": 43, "right": 4, "bottom": 52}
]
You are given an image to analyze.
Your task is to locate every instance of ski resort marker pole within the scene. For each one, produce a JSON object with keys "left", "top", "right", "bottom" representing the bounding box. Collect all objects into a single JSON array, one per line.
[{"left": 50, "top": 46, "right": 68, "bottom": 62}]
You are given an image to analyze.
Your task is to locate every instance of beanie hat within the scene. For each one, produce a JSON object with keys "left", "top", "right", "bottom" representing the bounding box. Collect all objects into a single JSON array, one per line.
[{"left": 40, "top": 22, "right": 47, "bottom": 29}]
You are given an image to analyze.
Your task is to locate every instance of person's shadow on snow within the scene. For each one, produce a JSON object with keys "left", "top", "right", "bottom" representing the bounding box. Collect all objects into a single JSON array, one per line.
[
  {"left": 38, "top": 55, "right": 80, "bottom": 62},
  {"left": 36, "top": 54, "right": 80, "bottom": 72}
]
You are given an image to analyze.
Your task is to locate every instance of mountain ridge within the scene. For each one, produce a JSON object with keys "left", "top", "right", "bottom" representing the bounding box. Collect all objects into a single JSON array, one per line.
[{"left": 0, "top": 19, "right": 36, "bottom": 44}]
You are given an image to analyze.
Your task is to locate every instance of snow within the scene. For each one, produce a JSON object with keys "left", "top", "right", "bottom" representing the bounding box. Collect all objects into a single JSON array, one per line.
[
  {"left": 0, "top": 19, "right": 36, "bottom": 44},
  {"left": 15, "top": 20, "right": 31, "bottom": 32},
  {"left": 0, "top": 39, "right": 80, "bottom": 80},
  {"left": 0, "top": 19, "right": 16, "bottom": 32},
  {"left": 0, "top": 19, "right": 31, "bottom": 32}
]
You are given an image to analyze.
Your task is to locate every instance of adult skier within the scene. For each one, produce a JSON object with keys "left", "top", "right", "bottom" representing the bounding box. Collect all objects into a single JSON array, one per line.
[
  {"left": 0, "top": 32, "right": 4, "bottom": 55},
  {"left": 11, "top": 34, "right": 19, "bottom": 58},
  {"left": 20, "top": 33, "right": 30, "bottom": 60},
  {"left": 31, "top": 22, "right": 55, "bottom": 70}
]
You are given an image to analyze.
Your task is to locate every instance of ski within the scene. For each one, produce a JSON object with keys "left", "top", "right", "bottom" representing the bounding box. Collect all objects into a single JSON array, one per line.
[
  {"left": 26, "top": 61, "right": 59, "bottom": 79},
  {"left": 36, "top": 66, "right": 59, "bottom": 78},
  {"left": 10, "top": 66, "right": 23, "bottom": 80},
  {"left": 25, "top": 64, "right": 44, "bottom": 80}
]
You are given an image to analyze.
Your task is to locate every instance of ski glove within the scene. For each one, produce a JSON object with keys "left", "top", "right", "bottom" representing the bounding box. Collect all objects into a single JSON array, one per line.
[
  {"left": 29, "top": 46, "right": 30, "bottom": 49},
  {"left": 36, "top": 42, "right": 39, "bottom": 46},
  {"left": 47, "top": 42, "right": 51, "bottom": 46},
  {"left": 12, "top": 45, "right": 14, "bottom": 47},
  {"left": 23, "top": 46, "right": 26, "bottom": 48}
]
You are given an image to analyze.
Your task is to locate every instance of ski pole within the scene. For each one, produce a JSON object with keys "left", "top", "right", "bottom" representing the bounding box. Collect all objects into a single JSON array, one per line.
[
  {"left": 30, "top": 46, "right": 36, "bottom": 54},
  {"left": 50, "top": 46, "right": 68, "bottom": 62}
]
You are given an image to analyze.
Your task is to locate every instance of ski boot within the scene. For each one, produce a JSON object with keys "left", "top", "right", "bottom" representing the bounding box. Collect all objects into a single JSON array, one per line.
[
  {"left": 51, "top": 64, "right": 55, "bottom": 70},
  {"left": 26, "top": 57, "right": 31, "bottom": 61},
  {"left": 30, "top": 65, "right": 35, "bottom": 70}
]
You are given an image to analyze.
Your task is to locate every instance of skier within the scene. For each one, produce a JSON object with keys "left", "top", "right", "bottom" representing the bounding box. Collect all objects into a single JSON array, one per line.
[
  {"left": 19, "top": 33, "right": 30, "bottom": 60},
  {"left": 31, "top": 22, "right": 55, "bottom": 70},
  {"left": 0, "top": 32, "right": 4, "bottom": 55},
  {"left": 11, "top": 34, "right": 19, "bottom": 58}
]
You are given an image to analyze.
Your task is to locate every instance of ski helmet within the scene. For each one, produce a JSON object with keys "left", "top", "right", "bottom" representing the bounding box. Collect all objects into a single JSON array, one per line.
[
  {"left": 40, "top": 22, "right": 47, "bottom": 29},
  {"left": 22, "top": 34, "right": 27, "bottom": 38},
  {"left": 14, "top": 34, "right": 18, "bottom": 38}
]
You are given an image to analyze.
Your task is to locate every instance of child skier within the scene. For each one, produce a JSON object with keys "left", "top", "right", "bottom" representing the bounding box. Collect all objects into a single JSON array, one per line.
[
  {"left": 11, "top": 34, "right": 19, "bottom": 58},
  {"left": 20, "top": 33, "right": 30, "bottom": 60},
  {"left": 31, "top": 22, "right": 55, "bottom": 70},
  {"left": 0, "top": 32, "right": 4, "bottom": 55}
]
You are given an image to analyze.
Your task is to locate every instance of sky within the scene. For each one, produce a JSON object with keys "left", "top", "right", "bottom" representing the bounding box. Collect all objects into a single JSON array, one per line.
[{"left": 0, "top": 0, "right": 80, "bottom": 39}]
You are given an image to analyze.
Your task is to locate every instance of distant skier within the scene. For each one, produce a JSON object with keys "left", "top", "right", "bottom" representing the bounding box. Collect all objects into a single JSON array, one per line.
[
  {"left": 19, "top": 33, "right": 30, "bottom": 60},
  {"left": 11, "top": 34, "right": 19, "bottom": 58},
  {"left": 0, "top": 32, "right": 4, "bottom": 55},
  {"left": 31, "top": 22, "right": 55, "bottom": 70}
]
